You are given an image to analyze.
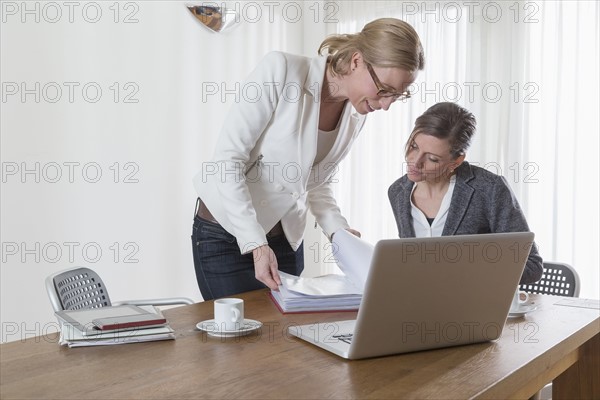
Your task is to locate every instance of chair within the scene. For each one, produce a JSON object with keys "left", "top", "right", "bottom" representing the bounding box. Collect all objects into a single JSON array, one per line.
[
  {"left": 519, "top": 262, "right": 580, "bottom": 298},
  {"left": 46, "top": 266, "right": 194, "bottom": 312},
  {"left": 520, "top": 262, "right": 580, "bottom": 400}
]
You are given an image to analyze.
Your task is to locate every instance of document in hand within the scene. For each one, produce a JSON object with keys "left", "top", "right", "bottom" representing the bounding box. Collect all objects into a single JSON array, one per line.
[
  {"left": 330, "top": 229, "right": 375, "bottom": 292},
  {"left": 270, "top": 230, "right": 374, "bottom": 313}
]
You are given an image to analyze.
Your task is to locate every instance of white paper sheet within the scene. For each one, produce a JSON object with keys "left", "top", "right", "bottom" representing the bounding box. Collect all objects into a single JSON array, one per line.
[
  {"left": 280, "top": 271, "right": 361, "bottom": 296},
  {"left": 331, "top": 229, "right": 375, "bottom": 291}
]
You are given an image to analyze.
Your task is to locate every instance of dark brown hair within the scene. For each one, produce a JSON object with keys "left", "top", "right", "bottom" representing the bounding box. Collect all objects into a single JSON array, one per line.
[{"left": 405, "top": 102, "right": 476, "bottom": 159}]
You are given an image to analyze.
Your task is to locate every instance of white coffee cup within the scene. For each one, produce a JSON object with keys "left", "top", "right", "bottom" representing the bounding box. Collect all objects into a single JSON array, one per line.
[
  {"left": 214, "top": 298, "right": 244, "bottom": 331},
  {"left": 510, "top": 289, "right": 530, "bottom": 311}
]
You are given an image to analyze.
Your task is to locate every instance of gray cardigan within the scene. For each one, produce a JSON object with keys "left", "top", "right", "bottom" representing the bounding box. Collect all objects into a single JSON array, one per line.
[{"left": 388, "top": 161, "right": 543, "bottom": 284}]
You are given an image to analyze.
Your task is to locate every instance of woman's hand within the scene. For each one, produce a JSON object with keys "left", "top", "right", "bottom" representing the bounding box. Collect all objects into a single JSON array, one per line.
[{"left": 252, "top": 245, "right": 282, "bottom": 290}]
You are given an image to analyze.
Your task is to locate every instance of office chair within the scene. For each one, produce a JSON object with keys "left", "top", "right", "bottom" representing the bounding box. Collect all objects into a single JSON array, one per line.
[
  {"left": 46, "top": 266, "right": 194, "bottom": 312},
  {"left": 519, "top": 262, "right": 580, "bottom": 298},
  {"left": 520, "top": 262, "right": 580, "bottom": 400}
]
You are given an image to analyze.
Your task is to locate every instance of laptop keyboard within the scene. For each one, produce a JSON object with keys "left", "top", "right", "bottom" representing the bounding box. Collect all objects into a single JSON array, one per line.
[{"left": 333, "top": 333, "right": 353, "bottom": 344}]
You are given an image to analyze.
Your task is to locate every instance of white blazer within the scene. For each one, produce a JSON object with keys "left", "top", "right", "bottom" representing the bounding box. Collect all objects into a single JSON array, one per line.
[{"left": 194, "top": 51, "right": 367, "bottom": 254}]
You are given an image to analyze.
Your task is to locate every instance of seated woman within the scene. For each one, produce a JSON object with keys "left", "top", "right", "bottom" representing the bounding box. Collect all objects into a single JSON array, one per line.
[{"left": 388, "top": 102, "right": 543, "bottom": 284}]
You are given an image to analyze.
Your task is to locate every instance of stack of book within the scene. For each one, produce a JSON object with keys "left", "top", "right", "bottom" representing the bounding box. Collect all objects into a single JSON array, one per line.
[{"left": 54, "top": 304, "right": 175, "bottom": 348}]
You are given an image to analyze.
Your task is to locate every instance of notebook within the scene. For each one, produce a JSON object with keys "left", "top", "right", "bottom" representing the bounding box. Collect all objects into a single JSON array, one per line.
[
  {"left": 288, "top": 232, "right": 534, "bottom": 359},
  {"left": 55, "top": 305, "right": 168, "bottom": 336}
]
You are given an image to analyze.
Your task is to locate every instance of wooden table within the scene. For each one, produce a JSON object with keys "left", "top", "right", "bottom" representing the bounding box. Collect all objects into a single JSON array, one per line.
[{"left": 1, "top": 291, "right": 598, "bottom": 399}]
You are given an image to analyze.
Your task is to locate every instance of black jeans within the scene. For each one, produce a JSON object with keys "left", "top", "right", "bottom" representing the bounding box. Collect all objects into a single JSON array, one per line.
[{"left": 191, "top": 215, "right": 304, "bottom": 300}]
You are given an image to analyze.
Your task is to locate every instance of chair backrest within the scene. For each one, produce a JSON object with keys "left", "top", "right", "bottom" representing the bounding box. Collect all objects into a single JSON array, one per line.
[
  {"left": 45, "top": 267, "right": 112, "bottom": 312},
  {"left": 520, "top": 262, "right": 580, "bottom": 297}
]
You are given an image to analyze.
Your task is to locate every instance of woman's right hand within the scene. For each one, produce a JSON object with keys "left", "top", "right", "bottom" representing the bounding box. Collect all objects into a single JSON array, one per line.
[{"left": 252, "top": 245, "right": 282, "bottom": 290}]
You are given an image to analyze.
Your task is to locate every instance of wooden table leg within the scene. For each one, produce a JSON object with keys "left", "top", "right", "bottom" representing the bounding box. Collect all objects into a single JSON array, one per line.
[{"left": 553, "top": 332, "right": 600, "bottom": 399}]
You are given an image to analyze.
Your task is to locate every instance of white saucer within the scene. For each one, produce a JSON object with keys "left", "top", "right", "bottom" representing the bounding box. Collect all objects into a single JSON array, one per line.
[
  {"left": 196, "top": 319, "right": 262, "bottom": 337},
  {"left": 508, "top": 304, "right": 538, "bottom": 318}
]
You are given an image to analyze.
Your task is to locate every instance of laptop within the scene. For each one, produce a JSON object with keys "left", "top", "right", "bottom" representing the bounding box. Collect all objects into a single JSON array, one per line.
[{"left": 288, "top": 232, "right": 534, "bottom": 359}]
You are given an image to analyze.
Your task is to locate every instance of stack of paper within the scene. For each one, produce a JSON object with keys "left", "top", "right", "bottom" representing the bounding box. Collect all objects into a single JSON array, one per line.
[
  {"left": 270, "top": 230, "right": 375, "bottom": 313},
  {"left": 54, "top": 305, "right": 175, "bottom": 348},
  {"left": 270, "top": 272, "right": 362, "bottom": 313}
]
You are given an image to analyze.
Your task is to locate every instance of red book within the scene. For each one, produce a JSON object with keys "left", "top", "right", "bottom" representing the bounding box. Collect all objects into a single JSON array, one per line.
[{"left": 92, "top": 314, "right": 167, "bottom": 331}]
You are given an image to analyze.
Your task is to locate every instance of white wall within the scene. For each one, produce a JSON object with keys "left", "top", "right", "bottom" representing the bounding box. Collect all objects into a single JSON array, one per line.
[{"left": 1, "top": 1, "right": 335, "bottom": 342}]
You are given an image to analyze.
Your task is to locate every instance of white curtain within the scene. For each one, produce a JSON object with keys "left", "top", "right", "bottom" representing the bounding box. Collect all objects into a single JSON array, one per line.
[{"left": 330, "top": 1, "right": 599, "bottom": 298}]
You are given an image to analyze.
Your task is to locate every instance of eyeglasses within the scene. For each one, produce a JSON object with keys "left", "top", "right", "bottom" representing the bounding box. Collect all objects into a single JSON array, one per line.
[{"left": 365, "top": 62, "right": 411, "bottom": 101}]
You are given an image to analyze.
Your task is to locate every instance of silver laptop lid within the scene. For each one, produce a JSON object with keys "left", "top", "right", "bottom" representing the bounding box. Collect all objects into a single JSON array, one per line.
[{"left": 348, "top": 232, "right": 534, "bottom": 359}]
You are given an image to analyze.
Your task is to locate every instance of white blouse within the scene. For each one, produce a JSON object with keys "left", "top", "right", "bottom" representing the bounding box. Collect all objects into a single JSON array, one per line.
[
  {"left": 314, "top": 126, "right": 341, "bottom": 165},
  {"left": 410, "top": 175, "right": 457, "bottom": 237}
]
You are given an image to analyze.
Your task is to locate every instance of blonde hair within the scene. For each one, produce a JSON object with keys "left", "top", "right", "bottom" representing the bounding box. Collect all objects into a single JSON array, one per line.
[{"left": 319, "top": 18, "right": 425, "bottom": 76}]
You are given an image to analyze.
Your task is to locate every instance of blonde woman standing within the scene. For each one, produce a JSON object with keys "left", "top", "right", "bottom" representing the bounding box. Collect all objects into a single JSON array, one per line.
[{"left": 193, "top": 18, "right": 425, "bottom": 300}]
